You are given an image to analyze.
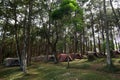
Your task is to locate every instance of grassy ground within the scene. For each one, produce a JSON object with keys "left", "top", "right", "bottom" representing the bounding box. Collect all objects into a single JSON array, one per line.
[{"left": 0, "top": 58, "right": 120, "bottom": 80}]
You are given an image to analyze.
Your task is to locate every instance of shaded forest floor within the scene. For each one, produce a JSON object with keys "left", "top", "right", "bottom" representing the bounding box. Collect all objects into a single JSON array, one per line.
[{"left": 0, "top": 58, "right": 120, "bottom": 80}]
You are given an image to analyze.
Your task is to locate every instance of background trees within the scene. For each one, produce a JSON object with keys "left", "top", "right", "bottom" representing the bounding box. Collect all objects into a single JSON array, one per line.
[{"left": 0, "top": 0, "right": 120, "bottom": 72}]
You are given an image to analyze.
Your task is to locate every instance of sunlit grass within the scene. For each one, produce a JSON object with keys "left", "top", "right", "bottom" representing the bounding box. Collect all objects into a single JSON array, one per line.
[{"left": 0, "top": 58, "right": 120, "bottom": 80}]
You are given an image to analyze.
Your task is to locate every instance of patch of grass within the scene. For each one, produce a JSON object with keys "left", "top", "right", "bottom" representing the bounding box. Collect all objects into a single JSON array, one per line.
[
  {"left": 0, "top": 59, "right": 120, "bottom": 80},
  {"left": 112, "top": 58, "right": 120, "bottom": 65},
  {"left": 99, "top": 64, "right": 120, "bottom": 73},
  {"left": 79, "top": 63, "right": 90, "bottom": 69},
  {"left": 0, "top": 67, "right": 21, "bottom": 78},
  {"left": 93, "top": 58, "right": 106, "bottom": 63},
  {"left": 79, "top": 72, "right": 118, "bottom": 80},
  {"left": 69, "top": 63, "right": 90, "bottom": 69}
]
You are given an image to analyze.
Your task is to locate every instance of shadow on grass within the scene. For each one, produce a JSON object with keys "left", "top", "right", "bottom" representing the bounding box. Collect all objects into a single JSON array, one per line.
[
  {"left": 0, "top": 66, "right": 20, "bottom": 78},
  {"left": 97, "top": 64, "right": 120, "bottom": 73},
  {"left": 14, "top": 73, "right": 39, "bottom": 80}
]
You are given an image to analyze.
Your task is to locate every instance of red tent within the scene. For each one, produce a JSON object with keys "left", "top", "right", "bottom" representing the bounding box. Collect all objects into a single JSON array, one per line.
[{"left": 58, "top": 54, "right": 73, "bottom": 62}]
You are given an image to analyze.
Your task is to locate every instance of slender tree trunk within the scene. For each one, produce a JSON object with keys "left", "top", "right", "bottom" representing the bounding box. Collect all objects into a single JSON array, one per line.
[
  {"left": 22, "top": 28, "right": 27, "bottom": 73},
  {"left": 82, "top": 28, "right": 85, "bottom": 55},
  {"left": 27, "top": 0, "right": 33, "bottom": 65},
  {"left": 66, "top": 44, "right": 70, "bottom": 68},
  {"left": 110, "top": 28, "right": 114, "bottom": 50},
  {"left": 64, "top": 35, "right": 66, "bottom": 53},
  {"left": 103, "top": 0, "right": 113, "bottom": 67},
  {"left": 86, "top": 39, "right": 88, "bottom": 52},
  {"left": 53, "top": 21, "right": 59, "bottom": 63},
  {"left": 73, "top": 31, "right": 78, "bottom": 59},
  {"left": 0, "top": 26, "right": 7, "bottom": 63},
  {"left": 22, "top": 18, "right": 27, "bottom": 74},
  {"left": 90, "top": 10, "right": 96, "bottom": 53},
  {"left": 98, "top": 34, "right": 101, "bottom": 53},
  {"left": 21, "top": 6, "right": 27, "bottom": 74},
  {"left": 79, "top": 34, "right": 83, "bottom": 54},
  {"left": 90, "top": 40, "right": 92, "bottom": 51},
  {"left": 13, "top": 3, "right": 23, "bottom": 69},
  {"left": 87, "top": 38, "right": 90, "bottom": 51},
  {"left": 113, "top": 29, "right": 118, "bottom": 50},
  {"left": 52, "top": 44, "right": 58, "bottom": 63},
  {"left": 0, "top": 11, "right": 9, "bottom": 62},
  {"left": 101, "top": 23, "right": 105, "bottom": 55}
]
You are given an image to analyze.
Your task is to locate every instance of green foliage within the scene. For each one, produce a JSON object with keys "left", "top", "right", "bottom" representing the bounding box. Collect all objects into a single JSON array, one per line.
[
  {"left": 51, "top": 9, "right": 63, "bottom": 20},
  {"left": 57, "top": 40, "right": 64, "bottom": 52},
  {"left": 51, "top": 0, "right": 79, "bottom": 20},
  {"left": 60, "top": 0, "right": 77, "bottom": 14},
  {"left": 60, "top": 0, "right": 77, "bottom": 7},
  {"left": 73, "top": 17, "right": 84, "bottom": 32}
]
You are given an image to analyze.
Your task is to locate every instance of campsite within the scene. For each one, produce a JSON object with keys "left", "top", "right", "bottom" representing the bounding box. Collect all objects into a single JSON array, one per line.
[{"left": 0, "top": 0, "right": 120, "bottom": 80}]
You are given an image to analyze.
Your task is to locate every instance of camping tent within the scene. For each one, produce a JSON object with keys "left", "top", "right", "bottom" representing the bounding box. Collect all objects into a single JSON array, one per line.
[
  {"left": 48, "top": 55, "right": 55, "bottom": 61},
  {"left": 4, "top": 58, "right": 20, "bottom": 67},
  {"left": 58, "top": 54, "right": 72, "bottom": 62},
  {"left": 70, "top": 53, "right": 82, "bottom": 59},
  {"left": 75, "top": 54, "right": 82, "bottom": 59}
]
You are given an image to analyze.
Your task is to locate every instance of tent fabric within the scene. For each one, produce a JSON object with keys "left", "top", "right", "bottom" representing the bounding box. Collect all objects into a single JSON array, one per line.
[
  {"left": 75, "top": 54, "right": 82, "bottom": 59},
  {"left": 31, "top": 56, "right": 45, "bottom": 62},
  {"left": 58, "top": 54, "right": 73, "bottom": 62},
  {"left": 48, "top": 56, "right": 55, "bottom": 61},
  {"left": 112, "top": 50, "right": 120, "bottom": 55},
  {"left": 4, "top": 58, "right": 20, "bottom": 67},
  {"left": 70, "top": 53, "right": 82, "bottom": 59}
]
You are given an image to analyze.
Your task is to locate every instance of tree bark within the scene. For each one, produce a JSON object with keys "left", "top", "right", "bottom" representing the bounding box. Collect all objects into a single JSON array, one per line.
[
  {"left": 0, "top": 23, "right": 7, "bottom": 63},
  {"left": 12, "top": 2, "right": 23, "bottom": 69},
  {"left": 90, "top": 10, "right": 96, "bottom": 53},
  {"left": 22, "top": 16, "right": 27, "bottom": 74},
  {"left": 27, "top": 0, "right": 33, "bottom": 65},
  {"left": 82, "top": 28, "right": 85, "bottom": 55},
  {"left": 103, "top": 0, "right": 113, "bottom": 67},
  {"left": 21, "top": 6, "right": 27, "bottom": 74},
  {"left": 98, "top": 34, "right": 101, "bottom": 53}
]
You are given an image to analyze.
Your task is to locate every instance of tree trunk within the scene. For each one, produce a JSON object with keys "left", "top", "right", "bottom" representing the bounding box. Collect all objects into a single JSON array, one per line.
[
  {"left": 13, "top": 3, "right": 22, "bottom": 69},
  {"left": 90, "top": 10, "right": 96, "bottom": 53},
  {"left": 66, "top": 44, "right": 70, "bottom": 68},
  {"left": 101, "top": 23, "right": 105, "bottom": 55},
  {"left": 0, "top": 26, "right": 6, "bottom": 63},
  {"left": 73, "top": 31, "right": 78, "bottom": 59},
  {"left": 82, "top": 28, "right": 85, "bottom": 55},
  {"left": 22, "top": 18, "right": 27, "bottom": 74},
  {"left": 52, "top": 45, "right": 58, "bottom": 63},
  {"left": 110, "top": 28, "right": 114, "bottom": 50},
  {"left": 98, "top": 34, "right": 101, "bottom": 53},
  {"left": 27, "top": 0, "right": 33, "bottom": 65},
  {"left": 79, "top": 34, "right": 83, "bottom": 54},
  {"left": 21, "top": 6, "right": 27, "bottom": 73},
  {"left": 103, "top": 0, "right": 113, "bottom": 67}
]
